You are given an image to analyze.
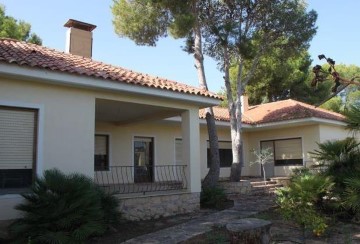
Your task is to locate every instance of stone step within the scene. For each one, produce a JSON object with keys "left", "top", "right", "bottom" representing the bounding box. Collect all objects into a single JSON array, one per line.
[
  {"left": 251, "top": 183, "right": 283, "bottom": 189},
  {"left": 251, "top": 188, "right": 278, "bottom": 196},
  {"left": 250, "top": 181, "right": 277, "bottom": 186},
  {"left": 251, "top": 183, "right": 283, "bottom": 195}
]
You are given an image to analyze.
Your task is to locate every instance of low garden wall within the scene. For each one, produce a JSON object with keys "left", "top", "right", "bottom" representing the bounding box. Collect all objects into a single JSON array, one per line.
[
  {"left": 116, "top": 192, "right": 200, "bottom": 221},
  {"left": 218, "top": 180, "right": 251, "bottom": 196}
]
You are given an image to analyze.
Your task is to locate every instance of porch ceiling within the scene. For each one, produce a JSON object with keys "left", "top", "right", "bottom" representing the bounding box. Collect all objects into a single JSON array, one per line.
[{"left": 95, "top": 98, "right": 184, "bottom": 125}]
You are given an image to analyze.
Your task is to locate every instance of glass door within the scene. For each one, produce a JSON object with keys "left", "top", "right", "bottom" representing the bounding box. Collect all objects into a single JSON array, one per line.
[{"left": 134, "top": 137, "right": 154, "bottom": 183}]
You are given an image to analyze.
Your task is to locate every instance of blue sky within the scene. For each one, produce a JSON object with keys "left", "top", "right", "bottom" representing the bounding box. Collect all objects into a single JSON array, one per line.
[{"left": 1, "top": 0, "right": 359, "bottom": 93}]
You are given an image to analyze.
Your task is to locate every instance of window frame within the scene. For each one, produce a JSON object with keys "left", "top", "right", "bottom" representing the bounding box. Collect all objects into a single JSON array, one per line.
[
  {"left": 0, "top": 105, "right": 38, "bottom": 191},
  {"left": 207, "top": 140, "right": 233, "bottom": 168},
  {"left": 260, "top": 137, "right": 303, "bottom": 166},
  {"left": 174, "top": 138, "right": 183, "bottom": 165},
  {"left": 94, "top": 134, "right": 110, "bottom": 171}
]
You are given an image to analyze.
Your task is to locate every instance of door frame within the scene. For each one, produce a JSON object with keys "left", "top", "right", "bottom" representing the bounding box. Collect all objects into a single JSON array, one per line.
[{"left": 132, "top": 136, "right": 155, "bottom": 183}]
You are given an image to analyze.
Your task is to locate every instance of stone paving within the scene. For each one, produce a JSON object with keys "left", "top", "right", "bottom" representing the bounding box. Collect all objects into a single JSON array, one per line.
[{"left": 122, "top": 193, "right": 277, "bottom": 244}]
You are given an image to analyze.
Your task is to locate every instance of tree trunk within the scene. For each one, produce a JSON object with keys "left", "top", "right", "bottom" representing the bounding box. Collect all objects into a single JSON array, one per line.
[
  {"left": 223, "top": 47, "right": 243, "bottom": 182},
  {"left": 192, "top": 15, "right": 220, "bottom": 189},
  {"left": 202, "top": 109, "right": 220, "bottom": 189}
]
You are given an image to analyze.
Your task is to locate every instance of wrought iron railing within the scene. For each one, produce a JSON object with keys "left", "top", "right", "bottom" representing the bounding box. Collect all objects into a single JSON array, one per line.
[{"left": 94, "top": 165, "right": 187, "bottom": 194}]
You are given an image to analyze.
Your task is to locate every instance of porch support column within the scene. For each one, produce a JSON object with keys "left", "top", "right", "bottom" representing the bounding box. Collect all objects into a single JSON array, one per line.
[{"left": 181, "top": 109, "right": 201, "bottom": 193}]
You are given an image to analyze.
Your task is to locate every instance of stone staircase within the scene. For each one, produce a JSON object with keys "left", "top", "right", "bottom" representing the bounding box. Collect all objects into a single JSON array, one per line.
[{"left": 250, "top": 179, "right": 283, "bottom": 195}]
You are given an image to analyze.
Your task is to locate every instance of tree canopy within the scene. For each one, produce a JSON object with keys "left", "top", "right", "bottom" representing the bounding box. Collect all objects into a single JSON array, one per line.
[
  {"left": 112, "top": 0, "right": 318, "bottom": 181},
  {"left": 0, "top": 5, "right": 42, "bottom": 45},
  {"left": 198, "top": 0, "right": 317, "bottom": 180},
  {"left": 112, "top": 0, "right": 194, "bottom": 45},
  {"left": 317, "top": 64, "right": 360, "bottom": 113},
  {"left": 222, "top": 49, "right": 330, "bottom": 106}
]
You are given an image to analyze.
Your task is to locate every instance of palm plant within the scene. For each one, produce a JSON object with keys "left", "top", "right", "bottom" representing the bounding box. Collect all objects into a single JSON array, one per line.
[
  {"left": 276, "top": 173, "right": 334, "bottom": 238},
  {"left": 345, "top": 102, "right": 360, "bottom": 134},
  {"left": 310, "top": 137, "right": 359, "bottom": 164},
  {"left": 9, "top": 169, "right": 119, "bottom": 243},
  {"left": 343, "top": 177, "right": 360, "bottom": 218}
]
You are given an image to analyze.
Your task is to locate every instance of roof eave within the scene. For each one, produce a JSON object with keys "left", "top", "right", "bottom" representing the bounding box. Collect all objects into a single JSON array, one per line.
[
  {"left": 200, "top": 117, "right": 346, "bottom": 129},
  {"left": 247, "top": 117, "right": 346, "bottom": 130},
  {"left": 0, "top": 63, "right": 220, "bottom": 108}
]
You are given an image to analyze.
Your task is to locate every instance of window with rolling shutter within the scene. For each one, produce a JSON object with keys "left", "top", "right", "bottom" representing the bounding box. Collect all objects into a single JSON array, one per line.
[
  {"left": 94, "top": 135, "right": 109, "bottom": 171},
  {"left": 0, "top": 106, "right": 37, "bottom": 189},
  {"left": 261, "top": 138, "right": 303, "bottom": 166}
]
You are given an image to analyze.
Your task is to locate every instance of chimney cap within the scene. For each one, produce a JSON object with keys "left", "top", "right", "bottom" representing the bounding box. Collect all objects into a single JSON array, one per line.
[{"left": 64, "top": 19, "right": 97, "bottom": 32}]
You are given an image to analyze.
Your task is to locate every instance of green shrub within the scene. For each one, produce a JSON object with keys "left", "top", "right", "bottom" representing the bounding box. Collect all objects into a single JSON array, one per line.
[
  {"left": 200, "top": 187, "right": 227, "bottom": 209},
  {"left": 291, "top": 167, "right": 312, "bottom": 179},
  {"left": 310, "top": 138, "right": 360, "bottom": 213},
  {"left": 342, "top": 177, "right": 360, "bottom": 220},
  {"left": 9, "top": 169, "right": 120, "bottom": 243},
  {"left": 276, "top": 174, "right": 334, "bottom": 237}
]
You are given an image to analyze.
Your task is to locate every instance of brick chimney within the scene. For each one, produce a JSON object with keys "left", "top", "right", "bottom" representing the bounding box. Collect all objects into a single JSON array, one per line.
[
  {"left": 64, "top": 19, "right": 96, "bottom": 58},
  {"left": 241, "top": 95, "right": 249, "bottom": 113}
]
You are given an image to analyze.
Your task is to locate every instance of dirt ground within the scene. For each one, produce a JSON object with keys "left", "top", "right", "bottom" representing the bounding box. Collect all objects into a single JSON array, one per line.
[
  {"left": 182, "top": 208, "right": 360, "bottom": 244},
  {"left": 90, "top": 199, "right": 360, "bottom": 244},
  {"left": 89, "top": 209, "right": 216, "bottom": 243},
  {"left": 2, "top": 201, "right": 359, "bottom": 243},
  {"left": 90, "top": 200, "right": 234, "bottom": 243}
]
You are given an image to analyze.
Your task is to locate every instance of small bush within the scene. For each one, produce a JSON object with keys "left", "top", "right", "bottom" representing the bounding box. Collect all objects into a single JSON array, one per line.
[
  {"left": 200, "top": 187, "right": 227, "bottom": 209},
  {"left": 291, "top": 167, "right": 312, "bottom": 179},
  {"left": 9, "top": 169, "right": 120, "bottom": 243},
  {"left": 276, "top": 174, "right": 334, "bottom": 237}
]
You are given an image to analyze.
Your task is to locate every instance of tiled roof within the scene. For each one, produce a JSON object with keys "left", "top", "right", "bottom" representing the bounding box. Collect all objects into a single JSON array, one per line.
[
  {"left": 199, "top": 106, "right": 254, "bottom": 124},
  {"left": 200, "top": 99, "right": 345, "bottom": 125},
  {"left": 0, "top": 38, "right": 221, "bottom": 99}
]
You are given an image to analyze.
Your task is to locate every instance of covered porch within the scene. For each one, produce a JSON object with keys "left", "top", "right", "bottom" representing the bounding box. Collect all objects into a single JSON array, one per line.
[{"left": 93, "top": 97, "right": 201, "bottom": 195}]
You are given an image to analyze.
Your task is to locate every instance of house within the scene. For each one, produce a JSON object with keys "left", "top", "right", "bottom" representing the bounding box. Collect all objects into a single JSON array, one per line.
[
  {"left": 0, "top": 19, "right": 349, "bottom": 221},
  {"left": 199, "top": 100, "right": 347, "bottom": 179}
]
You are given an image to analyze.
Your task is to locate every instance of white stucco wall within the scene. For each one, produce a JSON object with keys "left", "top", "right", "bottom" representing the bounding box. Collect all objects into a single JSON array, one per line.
[
  {"left": 0, "top": 77, "right": 95, "bottom": 177},
  {"left": 0, "top": 76, "right": 205, "bottom": 220},
  {"left": 246, "top": 125, "right": 321, "bottom": 177},
  {"left": 319, "top": 124, "right": 350, "bottom": 142},
  {"left": 0, "top": 77, "right": 96, "bottom": 220},
  {"left": 94, "top": 121, "right": 350, "bottom": 180},
  {"left": 198, "top": 126, "right": 253, "bottom": 179}
]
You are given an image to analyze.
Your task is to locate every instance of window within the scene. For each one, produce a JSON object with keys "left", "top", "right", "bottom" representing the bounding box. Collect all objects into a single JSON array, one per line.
[
  {"left": 175, "top": 138, "right": 182, "bottom": 165},
  {"left": 0, "top": 106, "right": 37, "bottom": 190},
  {"left": 94, "top": 135, "right": 109, "bottom": 171},
  {"left": 260, "top": 138, "right": 303, "bottom": 166},
  {"left": 207, "top": 141, "right": 232, "bottom": 168}
]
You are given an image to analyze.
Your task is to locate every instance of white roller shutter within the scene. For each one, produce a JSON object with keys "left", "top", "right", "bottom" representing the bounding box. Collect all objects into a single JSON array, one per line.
[
  {"left": 95, "top": 135, "right": 107, "bottom": 155},
  {"left": 275, "top": 138, "right": 302, "bottom": 160},
  {"left": 0, "top": 107, "right": 37, "bottom": 169}
]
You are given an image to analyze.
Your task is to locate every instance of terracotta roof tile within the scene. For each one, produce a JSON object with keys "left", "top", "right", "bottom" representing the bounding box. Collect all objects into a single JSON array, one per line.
[
  {"left": 200, "top": 99, "right": 345, "bottom": 125},
  {"left": 0, "top": 38, "right": 220, "bottom": 99}
]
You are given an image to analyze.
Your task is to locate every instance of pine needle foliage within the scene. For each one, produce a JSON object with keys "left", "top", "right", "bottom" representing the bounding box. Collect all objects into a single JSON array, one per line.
[
  {"left": 345, "top": 103, "right": 360, "bottom": 135},
  {"left": 9, "top": 169, "right": 119, "bottom": 243}
]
